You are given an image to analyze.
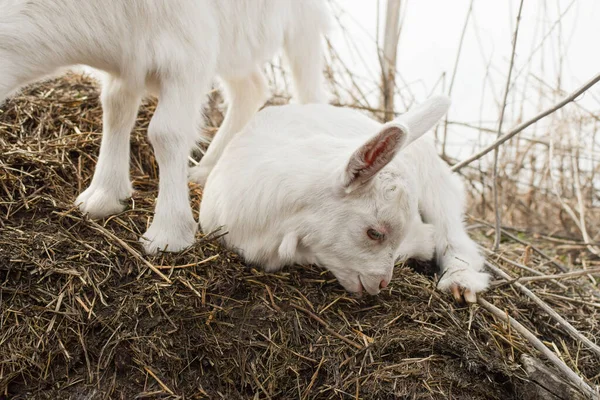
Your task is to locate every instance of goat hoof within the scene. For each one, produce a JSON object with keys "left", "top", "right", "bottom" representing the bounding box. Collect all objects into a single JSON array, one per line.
[
  {"left": 76, "top": 185, "right": 131, "bottom": 218},
  {"left": 438, "top": 267, "right": 490, "bottom": 304},
  {"left": 139, "top": 218, "right": 197, "bottom": 254}
]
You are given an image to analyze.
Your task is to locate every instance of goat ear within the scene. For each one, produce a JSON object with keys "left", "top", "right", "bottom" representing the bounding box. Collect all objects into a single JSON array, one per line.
[
  {"left": 342, "top": 121, "right": 408, "bottom": 192},
  {"left": 341, "top": 95, "right": 451, "bottom": 193},
  {"left": 396, "top": 95, "right": 450, "bottom": 144}
]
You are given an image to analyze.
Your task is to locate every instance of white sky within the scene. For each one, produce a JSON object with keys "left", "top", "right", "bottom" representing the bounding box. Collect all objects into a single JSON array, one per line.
[{"left": 327, "top": 0, "right": 600, "bottom": 159}]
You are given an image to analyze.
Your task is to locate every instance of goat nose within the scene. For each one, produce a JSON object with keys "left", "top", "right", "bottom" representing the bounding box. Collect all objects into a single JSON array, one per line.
[{"left": 380, "top": 279, "right": 389, "bottom": 289}]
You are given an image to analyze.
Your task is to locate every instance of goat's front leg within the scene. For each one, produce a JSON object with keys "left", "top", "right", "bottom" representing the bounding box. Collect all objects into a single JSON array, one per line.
[
  {"left": 76, "top": 76, "right": 141, "bottom": 217},
  {"left": 284, "top": 20, "right": 327, "bottom": 104},
  {"left": 419, "top": 155, "right": 490, "bottom": 303},
  {"left": 141, "top": 78, "right": 206, "bottom": 254},
  {"left": 189, "top": 68, "right": 269, "bottom": 186},
  {"left": 395, "top": 214, "right": 436, "bottom": 263}
]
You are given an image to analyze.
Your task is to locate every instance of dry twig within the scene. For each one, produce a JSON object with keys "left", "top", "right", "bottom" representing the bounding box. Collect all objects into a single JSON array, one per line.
[
  {"left": 492, "top": 0, "right": 524, "bottom": 250},
  {"left": 478, "top": 297, "right": 598, "bottom": 399},
  {"left": 87, "top": 220, "right": 172, "bottom": 283},
  {"left": 486, "top": 261, "right": 600, "bottom": 358}
]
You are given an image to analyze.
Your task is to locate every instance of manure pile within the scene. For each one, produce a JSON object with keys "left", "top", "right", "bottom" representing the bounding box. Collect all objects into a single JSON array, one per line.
[{"left": 1, "top": 74, "right": 598, "bottom": 399}]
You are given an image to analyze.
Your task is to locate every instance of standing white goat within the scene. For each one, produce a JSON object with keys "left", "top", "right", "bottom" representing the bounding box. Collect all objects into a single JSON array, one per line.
[
  {"left": 0, "top": 0, "right": 329, "bottom": 253},
  {"left": 200, "top": 96, "right": 490, "bottom": 302}
]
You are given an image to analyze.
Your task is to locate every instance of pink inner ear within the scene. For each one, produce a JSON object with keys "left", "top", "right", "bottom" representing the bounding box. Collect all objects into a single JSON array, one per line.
[
  {"left": 345, "top": 127, "right": 403, "bottom": 191},
  {"left": 364, "top": 135, "right": 393, "bottom": 165}
]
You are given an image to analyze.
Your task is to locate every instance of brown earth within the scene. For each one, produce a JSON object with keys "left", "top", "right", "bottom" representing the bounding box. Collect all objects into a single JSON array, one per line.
[{"left": 0, "top": 74, "right": 598, "bottom": 399}]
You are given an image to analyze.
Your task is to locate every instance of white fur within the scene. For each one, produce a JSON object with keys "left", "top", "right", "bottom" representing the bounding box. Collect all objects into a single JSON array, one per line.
[
  {"left": 0, "top": 0, "right": 330, "bottom": 253},
  {"left": 200, "top": 96, "right": 490, "bottom": 297}
]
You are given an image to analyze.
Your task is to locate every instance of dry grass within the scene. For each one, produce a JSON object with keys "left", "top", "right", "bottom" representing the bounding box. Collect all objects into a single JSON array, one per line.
[
  {"left": 1, "top": 73, "right": 599, "bottom": 399},
  {"left": 4, "top": 3, "right": 599, "bottom": 398}
]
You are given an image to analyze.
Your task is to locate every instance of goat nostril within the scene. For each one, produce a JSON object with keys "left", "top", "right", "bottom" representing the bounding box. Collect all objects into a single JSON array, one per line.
[{"left": 380, "top": 279, "right": 388, "bottom": 289}]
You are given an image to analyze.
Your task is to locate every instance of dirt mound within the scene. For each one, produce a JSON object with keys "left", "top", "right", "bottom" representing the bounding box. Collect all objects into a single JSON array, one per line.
[{"left": 1, "top": 75, "right": 598, "bottom": 399}]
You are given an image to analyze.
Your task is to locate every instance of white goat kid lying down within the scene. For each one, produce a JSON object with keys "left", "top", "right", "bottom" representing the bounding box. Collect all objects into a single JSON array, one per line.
[
  {"left": 0, "top": 0, "right": 329, "bottom": 253},
  {"left": 200, "top": 96, "right": 491, "bottom": 302}
]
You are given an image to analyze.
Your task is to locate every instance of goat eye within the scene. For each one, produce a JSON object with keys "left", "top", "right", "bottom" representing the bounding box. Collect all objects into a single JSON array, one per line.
[{"left": 367, "top": 228, "right": 385, "bottom": 241}]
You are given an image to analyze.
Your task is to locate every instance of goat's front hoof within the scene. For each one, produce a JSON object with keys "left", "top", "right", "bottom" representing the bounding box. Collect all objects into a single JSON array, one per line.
[
  {"left": 76, "top": 184, "right": 132, "bottom": 218},
  {"left": 437, "top": 267, "right": 490, "bottom": 304},
  {"left": 139, "top": 218, "right": 197, "bottom": 254},
  {"left": 188, "top": 163, "right": 213, "bottom": 186}
]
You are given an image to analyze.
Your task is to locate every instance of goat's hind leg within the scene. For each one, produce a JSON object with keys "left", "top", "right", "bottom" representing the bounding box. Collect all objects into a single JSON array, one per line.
[
  {"left": 284, "top": 14, "right": 327, "bottom": 104},
  {"left": 189, "top": 67, "right": 269, "bottom": 185},
  {"left": 75, "top": 75, "right": 142, "bottom": 218}
]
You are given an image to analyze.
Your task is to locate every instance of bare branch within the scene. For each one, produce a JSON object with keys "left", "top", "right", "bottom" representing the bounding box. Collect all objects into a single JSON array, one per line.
[
  {"left": 485, "top": 261, "right": 600, "bottom": 358},
  {"left": 380, "top": 0, "right": 402, "bottom": 122},
  {"left": 494, "top": 267, "right": 600, "bottom": 284},
  {"left": 442, "top": 0, "right": 474, "bottom": 158},
  {"left": 492, "top": 0, "right": 524, "bottom": 250},
  {"left": 451, "top": 72, "right": 600, "bottom": 172},
  {"left": 478, "top": 297, "right": 598, "bottom": 399}
]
